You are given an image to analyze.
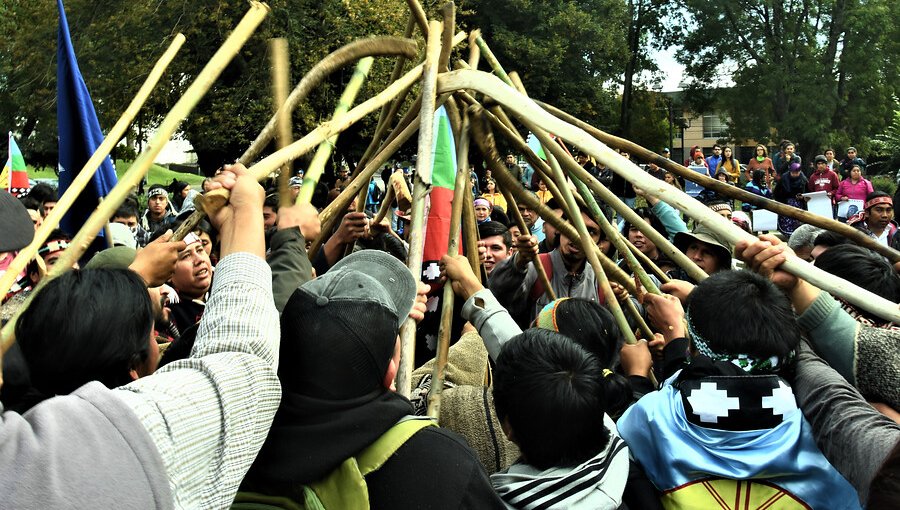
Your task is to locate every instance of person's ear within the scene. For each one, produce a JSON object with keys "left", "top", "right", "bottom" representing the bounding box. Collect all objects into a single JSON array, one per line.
[{"left": 384, "top": 337, "right": 401, "bottom": 390}]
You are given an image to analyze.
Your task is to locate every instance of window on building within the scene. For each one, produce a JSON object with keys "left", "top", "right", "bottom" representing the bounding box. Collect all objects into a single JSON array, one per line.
[{"left": 702, "top": 113, "right": 727, "bottom": 139}]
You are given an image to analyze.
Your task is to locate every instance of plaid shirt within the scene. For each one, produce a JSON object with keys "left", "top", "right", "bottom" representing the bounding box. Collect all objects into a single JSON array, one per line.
[{"left": 114, "top": 252, "right": 281, "bottom": 509}]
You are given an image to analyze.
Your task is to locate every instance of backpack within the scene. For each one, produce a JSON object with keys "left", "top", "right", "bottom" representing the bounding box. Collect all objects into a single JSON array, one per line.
[{"left": 232, "top": 417, "right": 437, "bottom": 510}]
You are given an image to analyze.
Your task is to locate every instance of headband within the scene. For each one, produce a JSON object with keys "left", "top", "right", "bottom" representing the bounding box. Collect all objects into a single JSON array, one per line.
[
  {"left": 865, "top": 196, "right": 892, "bottom": 210},
  {"left": 536, "top": 298, "right": 570, "bottom": 332},
  {"left": 686, "top": 311, "right": 793, "bottom": 374},
  {"left": 473, "top": 198, "right": 491, "bottom": 209},
  {"left": 38, "top": 240, "right": 70, "bottom": 256},
  {"left": 148, "top": 188, "right": 169, "bottom": 199}
]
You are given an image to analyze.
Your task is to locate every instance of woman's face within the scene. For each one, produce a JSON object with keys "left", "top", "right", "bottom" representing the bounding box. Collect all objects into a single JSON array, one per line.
[
  {"left": 487, "top": 180, "right": 495, "bottom": 192},
  {"left": 664, "top": 173, "right": 675, "bottom": 184},
  {"left": 538, "top": 180, "right": 547, "bottom": 191},
  {"left": 851, "top": 167, "right": 861, "bottom": 180},
  {"left": 724, "top": 148, "right": 732, "bottom": 158},
  {"left": 756, "top": 146, "right": 765, "bottom": 156},
  {"left": 474, "top": 204, "right": 490, "bottom": 222}
]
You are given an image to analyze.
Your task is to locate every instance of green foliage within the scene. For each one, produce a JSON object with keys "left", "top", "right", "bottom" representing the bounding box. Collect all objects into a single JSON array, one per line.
[
  {"left": 677, "top": 0, "right": 900, "bottom": 163},
  {"left": 459, "top": 0, "right": 629, "bottom": 129},
  {"left": 872, "top": 175, "right": 896, "bottom": 197},
  {"left": 0, "top": 0, "right": 410, "bottom": 174}
]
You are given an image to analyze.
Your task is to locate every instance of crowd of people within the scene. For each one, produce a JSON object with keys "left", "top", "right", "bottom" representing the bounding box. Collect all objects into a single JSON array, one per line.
[{"left": 0, "top": 136, "right": 898, "bottom": 509}]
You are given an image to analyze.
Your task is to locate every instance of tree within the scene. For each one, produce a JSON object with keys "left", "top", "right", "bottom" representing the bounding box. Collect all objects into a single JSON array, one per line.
[
  {"left": 0, "top": 0, "right": 411, "bottom": 174},
  {"left": 618, "top": 0, "right": 682, "bottom": 138},
  {"left": 676, "top": 0, "right": 900, "bottom": 163},
  {"left": 458, "top": 0, "right": 629, "bottom": 131}
]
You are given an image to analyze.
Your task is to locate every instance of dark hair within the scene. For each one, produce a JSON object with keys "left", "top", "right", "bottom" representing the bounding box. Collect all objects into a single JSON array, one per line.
[
  {"left": 478, "top": 221, "right": 512, "bottom": 249},
  {"left": 150, "top": 213, "right": 215, "bottom": 246},
  {"left": 28, "top": 182, "right": 57, "bottom": 204},
  {"left": 15, "top": 269, "right": 152, "bottom": 406},
  {"left": 814, "top": 245, "right": 900, "bottom": 316},
  {"left": 19, "top": 195, "right": 43, "bottom": 213},
  {"left": 493, "top": 329, "right": 609, "bottom": 469},
  {"left": 813, "top": 231, "right": 852, "bottom": 249},
  {"left": 544, "top": 198, "right": 562, "bottom": 211},
  {"left": 113, "top": 201, "right": 139, "bottom": 221},
  {"left": 686, "top": 271, "right": 800, "bottom": 360},
  {"left": 751, "top": 169, "right": 766, "bottom": 185},
  {"left": 623, "top": 207, "right": 668, "bottom": 240},
  {"left": 489, "top": 208, "right": 509, "bottom": 225},
  {"left": 549, "top": 298, "right": 620, "bottom": 367},
  {"left": 263, "top": 192, "right": 280, "bottom": 212}
]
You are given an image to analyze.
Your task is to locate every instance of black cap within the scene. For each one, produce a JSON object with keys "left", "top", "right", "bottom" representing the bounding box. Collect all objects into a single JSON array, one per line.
[{"left": 0, "top": 190, "right": 35, "bottom": 252}]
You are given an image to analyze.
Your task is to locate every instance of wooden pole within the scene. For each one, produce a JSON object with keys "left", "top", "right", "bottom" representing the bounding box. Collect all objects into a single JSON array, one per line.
[
  {"left": 269, "top": 38, "right": 294, "bottom": 207},
  {"left": 2, "top": 3, "right": 270, "bottom": 352},
  {"left": 536, "top": 100, "right": 900, "bottom": 264},
  {"left": 240, "top": 37, "right": 418, "bottom": 164},
  {"left": 437, "top": 70, "right": 900, "bottom": 324},
  {"left": 298, "top": 57, "right": 374, "bottom": 205},
  {"left": 396, "top": 20, "right": 444, "bottom": 398},
  {"left": 427, "top": 111, "right": 470, "bottom": 419},
  {"left": 469, "top": 105, "right": 637, "bottom": 295},
  {"left": 0, "top": 33, "right": 186, "bottom": 302},
  {"left": 461, "top": 178, "right": 482, "bottom": 281},
  {"left": 500, "top": 178, "right": 556, "bottom": 302},
  {"left": 172, "top": 56, "right": 428, "bottom": 242}
]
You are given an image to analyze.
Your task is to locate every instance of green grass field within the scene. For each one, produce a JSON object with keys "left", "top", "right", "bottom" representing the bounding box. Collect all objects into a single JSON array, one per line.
[{"left": 27, "top": 160, "right": 205, "bottom": 189}]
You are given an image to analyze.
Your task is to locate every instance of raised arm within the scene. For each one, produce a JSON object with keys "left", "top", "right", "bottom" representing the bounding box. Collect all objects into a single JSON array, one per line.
[{"left": 114, "top": 164, "right": 281, "bottom": 508}]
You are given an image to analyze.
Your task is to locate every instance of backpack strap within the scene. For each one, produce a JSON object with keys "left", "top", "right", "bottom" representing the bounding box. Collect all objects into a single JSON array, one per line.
[
  {"left": 310, "top": 417, "right": 436, "bottom": 509},
  {"left": 528, "top": 253, "right": 554, "bottom": 302}
]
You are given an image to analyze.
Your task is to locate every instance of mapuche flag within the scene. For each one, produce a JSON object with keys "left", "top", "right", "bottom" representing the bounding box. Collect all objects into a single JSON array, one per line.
[
  {"left": 1, "top": 133, "right": 30, "bottom": 198},
  {"left": 420, "top": 106, "right": 458, "bottom": 290},
  {"left": 57, "top": 0, "right": 118, "bottom": 239}
]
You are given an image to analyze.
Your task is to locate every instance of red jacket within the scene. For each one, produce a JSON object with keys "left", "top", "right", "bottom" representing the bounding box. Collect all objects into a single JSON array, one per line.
[{"left": 808, "top": 169, "right": 840, "bottom": 202}]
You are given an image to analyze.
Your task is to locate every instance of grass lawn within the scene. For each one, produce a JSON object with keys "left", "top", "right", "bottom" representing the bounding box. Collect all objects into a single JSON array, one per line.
[{"left": 28, "top": 160, "right": 205, "bottom": 189}]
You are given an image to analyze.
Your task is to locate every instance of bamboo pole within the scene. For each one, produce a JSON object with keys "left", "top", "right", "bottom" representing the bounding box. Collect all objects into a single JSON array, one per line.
[
  {"left": 0, "top": 33, "right": 186, "bottom": 302},
  {"left": 537, "top": 135, "right": 662, "bottom": 295},
  {"left": 405, "top": 0, "right": 429, "bottom": 35},
  {"left": 477, "top": 96, "right": 693, "bottom": 279},
  {"left": 500, "top": 176, "right": 556, "bottom": 302},
  {"left": 469, "top": 105, "right": 637, "bottom": 295},
  {"left": 1, "top": 3, "right": 270, "bottom": 352},
  {"left": 240, "top": 37, "right": 417, "bottom": 164},
  {"left": 298, "top": 57, "right": 374, "bottom": 204},
  {"left": 540, "top": 136, "right": 640, "bottom": 347},
  {"left": 461, "top": 178, "right": 482, "bottom": 281},
  {"left": 427, "top": 111, "right": 470, "bottom": 419},
  {"left": 536, "top": 100, "right": 900, "bottom": 264},
  {"left": 172, "top": 56, "right": 428, "bottom": 242},
  {"left": 438, "top": 70, "right": 900, "bottom": 324},
  {"left": 269, "top": 38, "right": 294, "bottom": 207},
  {"left": 396, "top": 20, "right": 444, "bottom": 398}
]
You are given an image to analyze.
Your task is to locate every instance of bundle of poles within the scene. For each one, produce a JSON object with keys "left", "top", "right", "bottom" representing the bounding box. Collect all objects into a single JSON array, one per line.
[{"left": 3, "top": 0, "right": 900, "bottom": 421}]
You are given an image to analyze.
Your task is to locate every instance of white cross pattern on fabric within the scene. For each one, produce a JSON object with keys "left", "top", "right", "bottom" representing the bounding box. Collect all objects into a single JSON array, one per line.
[
  {"left": 761, "top": 380, "right": 797, "bottom": 417},
  {"left": 423, "top": 261, "right": 441, "bottom": 280},
  {"left": 686, "top": 382, "right": 740, "bottom": 423}
]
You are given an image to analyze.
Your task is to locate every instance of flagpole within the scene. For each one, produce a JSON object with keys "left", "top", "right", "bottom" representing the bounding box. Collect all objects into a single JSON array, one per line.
[
  {"left": 427, "top": 111, "right": 470, "bottom": 419},
  {"left": 1, "top": 3, "right": 270, "bottom": 353},
  {"left": 396, "top": 20, "right": 443, "bottom": 398},
  {"left": 0, "top": 34, "right": 186, "bottom": 302}
]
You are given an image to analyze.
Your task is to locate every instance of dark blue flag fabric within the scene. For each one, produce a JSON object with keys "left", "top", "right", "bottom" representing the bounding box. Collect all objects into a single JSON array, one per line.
[{"left": 57, "top": 0, "right": 118, "bottom": 242}]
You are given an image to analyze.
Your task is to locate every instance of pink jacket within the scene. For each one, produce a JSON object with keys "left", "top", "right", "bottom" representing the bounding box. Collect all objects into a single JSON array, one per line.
[{"left": 837, "top": 178, "right": 874, "bottom": 202}]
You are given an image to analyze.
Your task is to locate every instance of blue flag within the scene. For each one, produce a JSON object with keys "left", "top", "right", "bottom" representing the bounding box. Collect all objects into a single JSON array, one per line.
[{"left": 57, "top": 0, "right": 117, "bottom": 242}]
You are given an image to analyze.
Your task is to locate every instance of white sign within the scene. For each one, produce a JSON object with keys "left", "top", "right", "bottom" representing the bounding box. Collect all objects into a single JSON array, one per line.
[
  {"left": 752, "top": 209, "right": 778, "bottom": 232},
  {"left": 685, "top": 165, "right": 709, "bottom": 197},
  {"left": 837, "top": 199, "right": 864, "bottom": 219},
  {"left": 801, "top": 191, "right": 833, "bottom": 219}
]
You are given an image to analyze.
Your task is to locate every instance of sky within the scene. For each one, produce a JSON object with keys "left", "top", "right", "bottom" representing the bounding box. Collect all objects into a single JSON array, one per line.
[{"left": 654, "top": 46, "right": 685, "bottom": 92}]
